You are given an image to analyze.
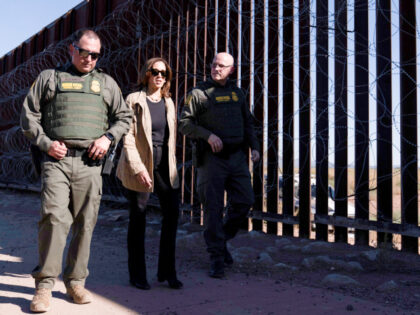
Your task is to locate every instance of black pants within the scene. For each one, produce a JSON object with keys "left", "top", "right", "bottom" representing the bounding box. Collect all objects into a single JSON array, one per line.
[
  {"left": 127, "top": 148, "right": 180, "bottom": 281},
  {"left": 197, "top": 150, "right": 255, "bottom": 260}
]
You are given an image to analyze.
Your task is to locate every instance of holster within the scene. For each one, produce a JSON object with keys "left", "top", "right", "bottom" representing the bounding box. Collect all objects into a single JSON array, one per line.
[
  {"left": 30, "top": 144, "right": 42, "bottom": 178},
  {"left": 101, "top": 145, "right": 116, "bottom": 175},
  {"left": 192, "top": 140, "right": 205, "bottom": 168}
]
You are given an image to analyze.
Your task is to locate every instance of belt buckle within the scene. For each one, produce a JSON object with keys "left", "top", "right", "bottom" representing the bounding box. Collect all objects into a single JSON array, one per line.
[{"left": 66, "top": 149, "right": 77, "bottom": 157}]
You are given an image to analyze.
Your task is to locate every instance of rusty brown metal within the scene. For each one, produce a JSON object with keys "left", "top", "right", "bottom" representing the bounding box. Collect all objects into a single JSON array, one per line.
[
  {"left": 282, "top": 0, "right": 295, "bottom": 237},
  {"left": 315, "top": 0, "right": 329, "bottom": 241},
  {"left": 354, "top": 0, "right": 369, "bottom": 246},
  {"left": 399, "top": 0, "right": 418, "bottom": 252},
  {"left": 334, "top": 0, "right": 348, "bottom": 243}
]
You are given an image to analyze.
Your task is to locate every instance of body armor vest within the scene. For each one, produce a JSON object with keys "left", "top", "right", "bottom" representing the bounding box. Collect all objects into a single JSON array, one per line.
[
  {"left": 42, "top": 70, "right": 108, "bottom": 140},
  {"left": 199, "top": 84, "right": 244, "bottom": 145}
]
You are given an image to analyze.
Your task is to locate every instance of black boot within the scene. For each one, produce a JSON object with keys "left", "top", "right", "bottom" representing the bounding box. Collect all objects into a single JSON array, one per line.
[
  {"left": 158, "top": 274, "right": 183, "bottom": 289},
  {"left": 224, "top": 244, "right": 234, "bottom": 266},
  {"left": 209, "top": 259, "right": 225, "bottom": 278},
  {"left": 130, "top": 277, "right": 151, "bottom": 290}
]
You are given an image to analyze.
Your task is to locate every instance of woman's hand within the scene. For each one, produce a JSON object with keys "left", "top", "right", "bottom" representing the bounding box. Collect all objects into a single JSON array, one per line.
[{"left": 136, "top": 170, "right": 153, "bottom": 189}]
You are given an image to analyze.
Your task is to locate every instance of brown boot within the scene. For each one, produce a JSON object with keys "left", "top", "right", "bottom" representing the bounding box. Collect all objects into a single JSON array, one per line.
[
  {"left": 66, "top": 285, "right": 92, "bottom": 304},
  {"left": 30, "top": 288, "right": 52, "bottom": 313}
]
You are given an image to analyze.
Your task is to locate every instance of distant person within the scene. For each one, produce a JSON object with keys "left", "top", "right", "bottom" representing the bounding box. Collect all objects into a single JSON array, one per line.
[
  {"left": 116, "top": 57, "right": 183, "bottom": 290},
  {"left": 20, "top": 28, "right": 132, "bottom": 313},
  {"left": 179, "top": 52, "right": 260, "bottom": 278}
]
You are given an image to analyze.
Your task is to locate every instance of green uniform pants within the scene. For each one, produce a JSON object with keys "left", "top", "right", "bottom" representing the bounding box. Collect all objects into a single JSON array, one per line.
[
  {"left": 32, "top": 155, "right": 102, "bottom": 289},
  {"left": 197, "top": 150, "right": 255, "bottom": 260}
]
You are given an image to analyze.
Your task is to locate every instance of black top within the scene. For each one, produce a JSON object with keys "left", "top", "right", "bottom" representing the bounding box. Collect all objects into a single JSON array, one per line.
[{"left": 146, "top": 98, "right": 168, "bottom": 147}]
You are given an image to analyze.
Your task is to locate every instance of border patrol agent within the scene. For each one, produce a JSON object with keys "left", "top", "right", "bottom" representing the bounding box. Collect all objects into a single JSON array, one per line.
[
  {"left": 20, "top": 29, "right": 132, "bottom": 313},
  {"left": 179, "top": 52, "right": 260, "bottom": 278}
]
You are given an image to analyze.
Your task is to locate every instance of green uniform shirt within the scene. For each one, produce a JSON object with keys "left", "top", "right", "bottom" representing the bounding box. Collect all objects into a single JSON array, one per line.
[
  {"left": 179, "top": 79, "right": 259, "bottom": 152},
  {"left": 20, "top": 64, "right": 132, "bottom": 152}
]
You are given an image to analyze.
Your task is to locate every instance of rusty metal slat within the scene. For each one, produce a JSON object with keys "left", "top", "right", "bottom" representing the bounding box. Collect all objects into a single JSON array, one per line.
[
  {"left": 237, "top": 0, "right": 251, "bottom": 231},
  {"left": 376, "top": 0, "right": 393, "bottom": 245},
  {"left": 111, "top": 0, "right": 127, "bottom": 11},
  {"left": 182, "top": 2, "right": 193, "bottom": 206},
  {"left": 206, "top": 0, "right": 216, "bottom": 57},
  {"left": 0, "top": 57, "right": 4, "bottom": 75},
  {"left": 354, "top": 0, "right": 370, "bottom": 245},
  {"left": 315, "top": 0, "right": 329, "bottom": 241},
  {"left": 228, "top": 0, "right": 239, "bottom": 76},
  {"left": 298, "top": 0, "right": 311, "bottom": 238},
  {"left": 74, "top": 2, "right": 89, "bottom": 29},
  {"left": 334, "top": 0, "right": 348, "bottom": 242},
  {"left": 6, "top": 52, "right": 15, "bottom": 72},
  {"left": 46, "top": 22, "right": 60, "bottom": 47},
  {"left": 251, "top": 0, "right": 265, "bottom": 232},
  {"left": 399, "top": 0, "right": 419, "bottom": 252},
  {"left": 189, "top": 2, "right": 202, "bottom": 223},
  {"left": 61, "top": 11, "right": 74, "bottom": 39},
  {"left": 136, "top": 10, "right": 142, "bottom": 85},
  {"left": 217, "top": 0, "right": 227, "bottom": 52},
  {"left": 282, "top": 0, "right": 294, "bottom": 236},
  {"left": 266, "top": 0, "right": 280, "bottom": 234},
  {"left": 240, "top": 0, "right": 250, "bottom": 88}
]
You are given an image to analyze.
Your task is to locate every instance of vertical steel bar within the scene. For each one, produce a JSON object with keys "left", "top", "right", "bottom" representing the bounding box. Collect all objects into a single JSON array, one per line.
[
  {"left": 375, "top": 0, "right": 393, "bottom": 246},
  {"left": 354, "top": 0, "right": 369, "bottom": 245},
  {"left": 334, "top": 0, "right": 348, "bottom": 242},
  {"left": 266, "top": 0, "right": 280, "bottom": 234},
  {"left": 399, "top": 0, "right": 418, "bottom": 252},
  {"left": 282, "top": 0, "right": 295, "bottom": 236},
  {"left": 315, "top": 0, "right": 329, "bottom": 240},
  {"left": 298, "top": 0, "right": 311, "bottom": 238},
  {"left": 182, "top": 5, "right": 192, "bottom": 207},
  {"left": 251, "top": 0, "right": 264, "bottom": 231},
  {"left": 217, "top": 0, "right": 227, "bottom": 52}
]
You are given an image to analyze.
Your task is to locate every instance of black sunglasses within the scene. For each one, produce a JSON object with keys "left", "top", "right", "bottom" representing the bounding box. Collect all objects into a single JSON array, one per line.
[
  {"left": 73, "top": 44, "right": 101, "bottom": 60},
  {"left": 148, "top": 68, "right": 167, "bottom": 78}
]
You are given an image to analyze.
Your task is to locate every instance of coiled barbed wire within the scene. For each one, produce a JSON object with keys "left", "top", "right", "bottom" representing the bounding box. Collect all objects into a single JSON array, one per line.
[{"left": 0, "top": 0, "right": 418, "bottom": 227}]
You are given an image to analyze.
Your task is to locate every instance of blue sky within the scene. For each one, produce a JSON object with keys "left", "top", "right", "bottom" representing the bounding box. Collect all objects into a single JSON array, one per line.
[{"left": 0, "top": 0, "right": 83, "bottom": 58}]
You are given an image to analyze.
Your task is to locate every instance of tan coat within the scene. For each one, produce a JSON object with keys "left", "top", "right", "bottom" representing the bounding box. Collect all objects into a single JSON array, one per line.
[{"left": 116, "top": 89, "right": 179, "bottom": 192}]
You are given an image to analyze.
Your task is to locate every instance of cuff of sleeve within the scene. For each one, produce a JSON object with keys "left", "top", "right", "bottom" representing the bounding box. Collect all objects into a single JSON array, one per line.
[
  {"left": 200, "top": 130, "right": 212, "bottom": 141},
  {"left": 38, "top": 137, "right": 53, "bottom": 153},
  {"left": 130, "top": 162, "right": 147, "bottom": 176}
]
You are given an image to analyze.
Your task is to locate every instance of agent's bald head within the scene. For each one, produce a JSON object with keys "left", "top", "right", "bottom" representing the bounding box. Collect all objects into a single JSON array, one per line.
[{"left": 210, "top": 52, "right": 235, "bottom": 85}]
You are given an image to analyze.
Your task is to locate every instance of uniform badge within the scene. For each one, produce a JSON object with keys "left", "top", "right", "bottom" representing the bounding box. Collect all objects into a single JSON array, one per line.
[
  {"left": 215, "top": 95, "right": 231, "bottom": 102},
  {"left": 91, "top": 80, "right": 101, "bottom": 93},
  {"left": 61, "top": 82, "right": 83, "bottom": 90},
  {"left": 232, "top": 91, "right": 239, "bottom": 102}
]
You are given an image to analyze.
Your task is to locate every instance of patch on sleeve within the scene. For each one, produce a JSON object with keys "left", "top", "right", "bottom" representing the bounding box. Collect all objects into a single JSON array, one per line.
[
  {"left": 232, "top": 91, "right": 239, "bottom": 102},
  {"left": 185, "top": 94, "right": 193, "bottom": 106}
]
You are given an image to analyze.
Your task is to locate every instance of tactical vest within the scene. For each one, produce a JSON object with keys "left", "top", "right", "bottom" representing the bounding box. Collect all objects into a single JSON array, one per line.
[
  {"left": 199, "top": 84, "right": 245, "bottom": 145},
  {"left": 42, "top": 70, "right": 108, "bottom": 140}
]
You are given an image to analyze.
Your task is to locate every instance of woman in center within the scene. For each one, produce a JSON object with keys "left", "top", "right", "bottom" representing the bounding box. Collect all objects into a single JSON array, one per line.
[{"left": 116, "top": 57, "right": 182, "bottom": 290}]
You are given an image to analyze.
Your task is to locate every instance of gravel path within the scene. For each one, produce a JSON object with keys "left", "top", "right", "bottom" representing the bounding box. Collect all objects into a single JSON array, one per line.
[{"left": 0, "top": 188, "right": 418, "bottom": 315}]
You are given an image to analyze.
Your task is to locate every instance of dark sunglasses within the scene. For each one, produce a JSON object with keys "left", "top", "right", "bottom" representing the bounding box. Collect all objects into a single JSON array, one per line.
[
  {"left": 148, "top": 68, "right": 167, "bottom": 78},
  {"left": 73, "top": 44, "right": 100, "bottom": 60}
]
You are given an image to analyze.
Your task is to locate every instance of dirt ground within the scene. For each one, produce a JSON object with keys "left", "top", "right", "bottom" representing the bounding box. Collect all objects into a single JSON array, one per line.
[{"left": 0, "top": 188, "right": 419, "bottom": 315}]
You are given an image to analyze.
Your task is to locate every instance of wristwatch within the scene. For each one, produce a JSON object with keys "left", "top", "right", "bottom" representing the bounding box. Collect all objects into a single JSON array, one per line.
[{"left": 104, "top": 132, "right": 114, "bottom": 142}]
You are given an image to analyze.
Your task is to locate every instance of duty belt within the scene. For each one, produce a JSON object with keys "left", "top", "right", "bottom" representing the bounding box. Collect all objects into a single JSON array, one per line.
[
  {"left": 65, "top": 148, "right": 86, "bottom": 157},
  {"left": 214, "top": 143, "right": 243, "bottom": 159}
]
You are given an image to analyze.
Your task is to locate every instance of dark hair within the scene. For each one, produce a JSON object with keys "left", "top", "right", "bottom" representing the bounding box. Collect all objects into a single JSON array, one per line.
[
  {"left": 72, "top": 28, "right": 101, "bottom": 46},
  {"left": 139, "top": 57, "right": 172, "bottom": 98}
]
